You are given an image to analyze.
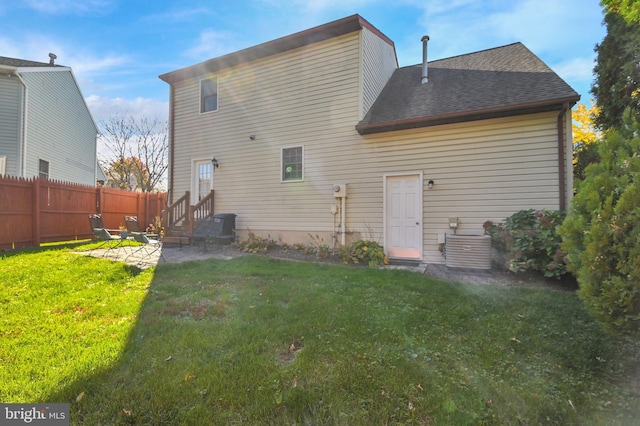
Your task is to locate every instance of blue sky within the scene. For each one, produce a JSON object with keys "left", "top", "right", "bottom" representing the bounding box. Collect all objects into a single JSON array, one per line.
[{"left": 1, "top": 0, "right": 605, "bottom": 123}]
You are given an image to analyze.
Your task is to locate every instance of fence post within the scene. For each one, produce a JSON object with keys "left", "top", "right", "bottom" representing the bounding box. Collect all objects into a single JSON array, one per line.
[
  {"left": 32, "top": 177, "right": 41, "bottom": 247},
  {"left": 96, "top": 186, "right": 102, "bottom": 214},
  {"left": 136, "top": 192, "right": 143, "bottom": 227},
  {"left": 143, "top": 192, "right": 149, "bottom": 227}
]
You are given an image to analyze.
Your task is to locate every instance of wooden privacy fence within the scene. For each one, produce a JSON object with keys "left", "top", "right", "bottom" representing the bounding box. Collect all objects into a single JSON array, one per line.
[{"left": 0, "top": 175, "right": 167, "bottom": 250}]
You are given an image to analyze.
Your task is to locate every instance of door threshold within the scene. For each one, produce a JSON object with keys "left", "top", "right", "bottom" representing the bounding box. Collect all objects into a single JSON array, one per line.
[{"left": 388, "top": 258, "right": 422, "bottom": 266}]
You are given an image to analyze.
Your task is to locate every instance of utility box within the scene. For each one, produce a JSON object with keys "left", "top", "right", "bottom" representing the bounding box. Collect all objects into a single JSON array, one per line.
[{"left": 333, "top": 184, "right": 347, "bottom": 198}]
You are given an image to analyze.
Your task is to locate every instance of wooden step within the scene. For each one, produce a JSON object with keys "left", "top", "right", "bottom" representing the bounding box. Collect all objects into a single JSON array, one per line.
[{"left": 162, "top": 235, "right": 190, "bottom": 245}]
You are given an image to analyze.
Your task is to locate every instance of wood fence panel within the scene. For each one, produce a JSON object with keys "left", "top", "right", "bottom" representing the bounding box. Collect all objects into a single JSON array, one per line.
[
  {"left": 39, "top": 179, "right": 97, "bottom": 242},
  {"left": 0, "top": 175, "right": 168, "bottom": 250},
  {"left": 98, "top": 188, "right": 141, "bottom": 231},
  {"left": 0, "top": 176, "right": 34, "bottom": 249},
  {"left": 144, "top": 192, "right": 167, "bottom": 229}
]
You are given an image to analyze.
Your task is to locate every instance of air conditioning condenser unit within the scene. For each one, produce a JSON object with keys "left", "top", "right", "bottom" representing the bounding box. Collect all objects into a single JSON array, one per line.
[{"left": 445, "top": 234, "right": 491, "bottom": 270}]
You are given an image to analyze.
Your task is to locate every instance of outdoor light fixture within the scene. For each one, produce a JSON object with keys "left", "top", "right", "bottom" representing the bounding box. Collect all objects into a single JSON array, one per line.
[
  {"left": 211, "top": 157, "right": 219, "bottom": 168},
  {"left": 249, "top": 134, "right": 256, "bottom": 140},
  {"left": 428, "top": 180, "right": 434, "bottom": 189}
]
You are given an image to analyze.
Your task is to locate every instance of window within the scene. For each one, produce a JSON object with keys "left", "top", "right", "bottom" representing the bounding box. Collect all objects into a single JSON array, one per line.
[
  {"left": 200, "top": 77, "right": 218, "bottom": 113},
  {"left": 197, "top": 162, "right": 212, "bottom": 201},
  {"left": 0, "top": 156, "right": 5, "bottom": 176},
  {"left": 38, "top": 159, "right": 49, "bottom": 179},
  {"left": 282, "top": 146, "right": 303, "bottom": 182}
]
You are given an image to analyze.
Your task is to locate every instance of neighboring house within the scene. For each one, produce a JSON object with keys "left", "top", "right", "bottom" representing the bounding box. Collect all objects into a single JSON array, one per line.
[
  {"left": 0, "top": 54, "right": 98, "bottom": 185},
  {"left": 159, "top": 14, "right": 579, "bottom": 265}
]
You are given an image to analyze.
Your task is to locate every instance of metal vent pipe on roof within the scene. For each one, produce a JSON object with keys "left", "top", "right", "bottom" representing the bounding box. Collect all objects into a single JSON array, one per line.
[
  {"left": 48, "top": 53, "right": 57, "bottom": 65},
  {"left": 421, "top": 35, "right": 429, "bottom": 84}
]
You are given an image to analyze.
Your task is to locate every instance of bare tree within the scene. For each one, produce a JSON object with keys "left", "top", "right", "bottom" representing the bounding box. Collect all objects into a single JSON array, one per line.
[{"left": 98, "top": 114, "right": 168, "bottom": 192}]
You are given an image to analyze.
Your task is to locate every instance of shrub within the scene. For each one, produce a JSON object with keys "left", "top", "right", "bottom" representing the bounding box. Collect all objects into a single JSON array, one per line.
[
  {"left": 307, "top": 234, "right": 332, "bottom": 259},
  {"left": 559, "top": 110, "right": 640, "bottom": 333},
  {"left": 343, "top": 240, "right": 388, "bottom": 267},
  {"left": 484, "top": 209, "right": 568, "bottom": 280},
  {"left": 233, "top": 232, "right": 277, "bottom": 253}
]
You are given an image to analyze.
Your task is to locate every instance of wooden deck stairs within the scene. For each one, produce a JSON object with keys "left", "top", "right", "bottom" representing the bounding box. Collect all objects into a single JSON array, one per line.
[{"left": 162, "top": 190, "right": 215, "bottom": 246}]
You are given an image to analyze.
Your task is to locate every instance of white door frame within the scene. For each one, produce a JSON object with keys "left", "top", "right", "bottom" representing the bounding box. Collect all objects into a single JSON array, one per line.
[
  {"left": 191, "top": 158, "right": 214, "bottom": 205},
  {"left": 383, "top": 172, "right": 423, "bottom": 261}
]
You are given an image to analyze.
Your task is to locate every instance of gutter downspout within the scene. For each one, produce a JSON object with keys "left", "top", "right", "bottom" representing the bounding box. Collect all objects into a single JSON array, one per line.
[
  {"left": 557, "top": 103, "right": 570, "bottom": 211},
  {"left": 16, "top": 72, "right": 28, "bottom": 177},
  {"left": 168, "top": 84, "right": 175, "bottom": 205},
  {"left": 0, "top": 66, "right": 28, "bottom": 176}
]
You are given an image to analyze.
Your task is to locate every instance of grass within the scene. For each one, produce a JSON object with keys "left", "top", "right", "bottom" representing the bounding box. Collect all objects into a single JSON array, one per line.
[{"left": 1, "top": 243, "right": 639, "bottom": 425}]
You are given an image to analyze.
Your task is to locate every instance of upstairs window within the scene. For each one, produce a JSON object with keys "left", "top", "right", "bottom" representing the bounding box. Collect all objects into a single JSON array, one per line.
[
  {"left": 39, "top": 159, "right": 49, "bottom": 179},
  {"left": 282, "top": 146, "right": 303, "bottom": 182},
  {"left": 200, "top": 77, "right": 218, "bottom": 113}
]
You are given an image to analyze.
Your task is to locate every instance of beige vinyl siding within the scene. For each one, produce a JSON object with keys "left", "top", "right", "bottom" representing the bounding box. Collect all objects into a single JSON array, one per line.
[
  {"left": 361, "top": 27, "right": 396, "bottom": 117},
  {"left": 0, "top": 75, "right": 22, "bottom": 176},
  {"left": 171, "top": 29, "right": 568, "bottom": 264},
  {"left": 357, "top": 112, "right": 564, "bottom": 263},
  {"left": 171, "top": 31, "right": 362, "bottom": 236},
  {"left": 20, "top": 70, "right": 97, "bottom": 185}
]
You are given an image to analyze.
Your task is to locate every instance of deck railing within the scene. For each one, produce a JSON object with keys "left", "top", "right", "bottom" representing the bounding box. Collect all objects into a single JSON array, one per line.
[{"left": 163, "top": 190, "right": 214, "bottom": 234}]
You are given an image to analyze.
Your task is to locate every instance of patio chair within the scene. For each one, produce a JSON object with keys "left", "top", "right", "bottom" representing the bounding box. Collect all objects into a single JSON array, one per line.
[
  {"left": 124, "top": 215, "right": 142, "bottom": 232},
  {"left": 124, "top": 215, "right": 160, "bottom": 239},
  {"left": 88, "top": 214, "right": 122, "bottom": 236},
  {"left": 125, "top": 232, "right": 166, "bottom": 265},
  {"left": 90, "top": 227, "right": 126, "bottom": 258}
]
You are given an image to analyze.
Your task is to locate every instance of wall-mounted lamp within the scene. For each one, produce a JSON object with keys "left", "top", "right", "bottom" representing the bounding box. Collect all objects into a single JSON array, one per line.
[
  {"left": 249, "top": 134, "right": 256, "bottom": 140},
  {"left": 211, "top": 157, "right": 219, "bottom": 168},
  {"left": 428, "top": 180, "right": 435, "bottom": 190}
]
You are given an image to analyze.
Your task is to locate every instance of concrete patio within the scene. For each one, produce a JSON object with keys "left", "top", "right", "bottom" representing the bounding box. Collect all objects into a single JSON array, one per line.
[{"left": 80, "top": 242, "right": 242, "bottom": 269}]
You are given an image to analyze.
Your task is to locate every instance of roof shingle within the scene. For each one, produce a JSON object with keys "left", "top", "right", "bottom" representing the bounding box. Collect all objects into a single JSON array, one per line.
[
  {"left": 356, "top": 42, "right": 580, "bottom": 134},
  {"left": 0, "top": 56, "right": 61, "bottom": 68}
]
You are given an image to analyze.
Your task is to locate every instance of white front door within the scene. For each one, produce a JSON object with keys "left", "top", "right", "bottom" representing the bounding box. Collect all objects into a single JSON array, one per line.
[
  {"left": 193, "top": 160, "right": 213, "bottom": 204},
  {"left": 384, "top": 173, "right": 423, "bottom": 260}
]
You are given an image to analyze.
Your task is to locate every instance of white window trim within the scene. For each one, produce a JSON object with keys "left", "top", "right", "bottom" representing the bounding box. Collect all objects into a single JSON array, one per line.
[
  {"left": 281, "top": 145, "right": 304, "bottom": 182},
  {"left": 0, "top": 156, "right": 6, "bottom": 176},
  {"left": 38, "top": 158, "right": 50, "bottom": 180},
  {"left": 191, "top": 158, "right": 214, "bottom": 205},
  {"left": 199, "top": 77, "right": 219, "bottom": 114}
]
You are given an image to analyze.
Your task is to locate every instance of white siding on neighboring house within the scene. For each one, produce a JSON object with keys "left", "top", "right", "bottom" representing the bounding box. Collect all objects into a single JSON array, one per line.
[
  {"left": 0, "top": 75, "right": 23, "bottom": 176},
  {"left": 19, "top": 69, "right": 97, "bottom": 185},
  {"left": 360, "top": 27, "right": 397, "bottom": 118}
]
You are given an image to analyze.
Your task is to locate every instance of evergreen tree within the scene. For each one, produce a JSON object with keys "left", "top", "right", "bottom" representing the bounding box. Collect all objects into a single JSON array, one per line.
[
  {"left": 591, "top": 11, "right": 640, "bottom": 131},
  {"left": 559, "top": 110, "right": 640, "bottom": 333}
]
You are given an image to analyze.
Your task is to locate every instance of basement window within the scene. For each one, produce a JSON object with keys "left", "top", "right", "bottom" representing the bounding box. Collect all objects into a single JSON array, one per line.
[
  {"left": 281, "top": 146, "right": 303, "bottom": 182},
  {"left": 200, "top": 77, "right": 218, "bottom": 113}
]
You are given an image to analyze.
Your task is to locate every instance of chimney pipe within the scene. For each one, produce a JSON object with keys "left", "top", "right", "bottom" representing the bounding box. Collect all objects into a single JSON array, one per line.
[
  {"left": 48, "top": 53, "right": 57, "bottom": 65},
  {"left": 421, "top": 35, "right": 429, "bottom": 84}
]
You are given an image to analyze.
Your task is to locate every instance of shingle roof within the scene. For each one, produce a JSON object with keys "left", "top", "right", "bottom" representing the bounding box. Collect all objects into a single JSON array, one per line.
[
  {"left": 0, "top": 56, "right": 62, "bottom": 68},
  {"left": 356, "top": 42, "right": 580, "bottom": 134}
]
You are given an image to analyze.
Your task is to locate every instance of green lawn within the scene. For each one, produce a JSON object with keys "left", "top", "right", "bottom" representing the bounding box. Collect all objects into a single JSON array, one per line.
[{"left": 1, "top": 244, "right": 638, "bottom": 425}]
